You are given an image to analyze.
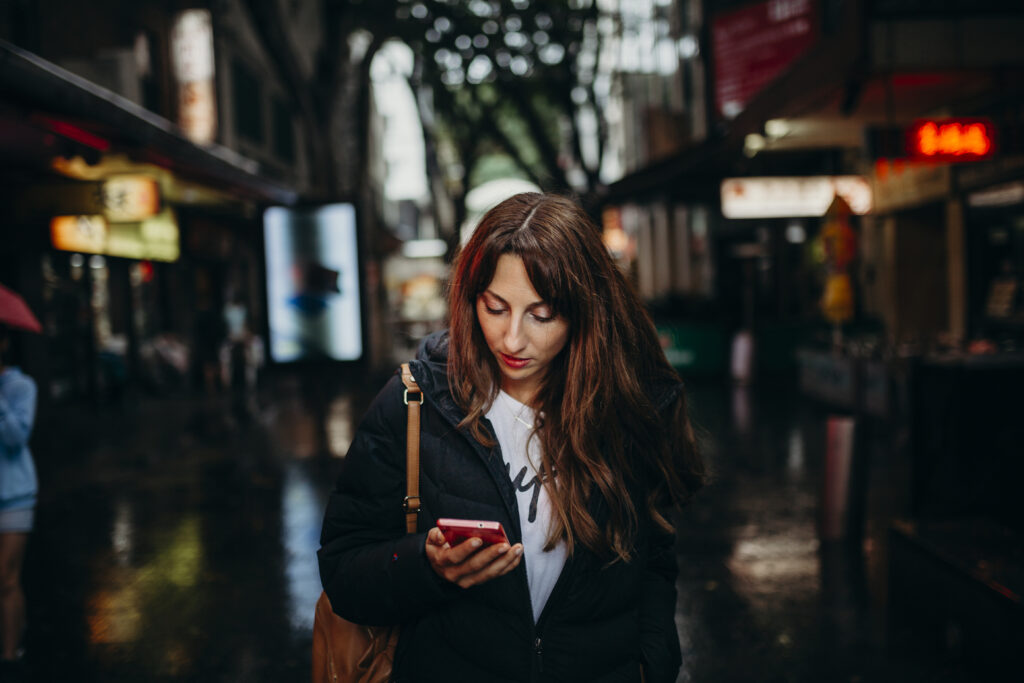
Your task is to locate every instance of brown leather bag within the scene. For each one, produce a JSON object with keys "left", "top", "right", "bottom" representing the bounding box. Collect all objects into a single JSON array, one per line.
[{"left": 312, "top": 364, "right": 423, "bottom": 683}]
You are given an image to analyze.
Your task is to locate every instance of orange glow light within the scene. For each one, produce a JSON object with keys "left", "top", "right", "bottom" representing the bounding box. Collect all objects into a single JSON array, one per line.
[{"left": 908, "top": 119, "right": 995, "bottom": 161}]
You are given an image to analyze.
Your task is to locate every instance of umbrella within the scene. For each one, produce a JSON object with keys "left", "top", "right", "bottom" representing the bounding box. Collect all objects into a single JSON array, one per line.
[{"left": 0, "top": 283, "right": 42, "bottom": 334}]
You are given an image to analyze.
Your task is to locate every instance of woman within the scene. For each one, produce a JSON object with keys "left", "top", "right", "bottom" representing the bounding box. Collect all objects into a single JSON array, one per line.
[
  {"left": 0, "top": 325, "right": 37, "bottom": 670},
  {"left": 319, "top": 193, "right": 705, "bottom": 682}
]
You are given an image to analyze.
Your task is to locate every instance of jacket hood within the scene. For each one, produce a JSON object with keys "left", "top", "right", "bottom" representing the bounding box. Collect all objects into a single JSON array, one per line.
[
  {"left": 416, "top": 329, "right": 450, "bottom": 367},
  {"left": 410, "top": 330, "right": 459, "bottom": 417}
]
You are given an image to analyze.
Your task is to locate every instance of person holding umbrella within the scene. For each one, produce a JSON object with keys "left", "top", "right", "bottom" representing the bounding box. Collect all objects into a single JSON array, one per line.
[{"left": 0, "top": 284, "right": 41, "bottom": 673}]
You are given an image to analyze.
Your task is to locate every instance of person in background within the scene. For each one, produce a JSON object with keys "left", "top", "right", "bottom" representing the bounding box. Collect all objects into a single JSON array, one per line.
[
  {"left": 0, "top": 324, "right": 37, "bottom": 675},
  {"left": 319, "top": 193, "right": 706, "bottom": 682},
  {"left": 220, "top": 293, "right": 263, "bottom": 422}
]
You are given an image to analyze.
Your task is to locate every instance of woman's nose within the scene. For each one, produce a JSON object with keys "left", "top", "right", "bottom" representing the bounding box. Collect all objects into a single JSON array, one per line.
[{"left": 503, "top": 318, "right": 527, "bottom": 352}]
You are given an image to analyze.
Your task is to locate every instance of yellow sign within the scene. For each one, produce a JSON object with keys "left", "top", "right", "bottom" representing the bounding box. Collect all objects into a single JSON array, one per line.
[
  {"left": 51, "top": 209, "right": 180, "bottom": 262},
  {"left": 102, "top": 176, "right": 161, "bottom": 221},
  {"left": 51, "top": 215, "right": 109, "bottom": 254},
  {"left": 822, "top": 272, "right": 854, "bottom": 325}
]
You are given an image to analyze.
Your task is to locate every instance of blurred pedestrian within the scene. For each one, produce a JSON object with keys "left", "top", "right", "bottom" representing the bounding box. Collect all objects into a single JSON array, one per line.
[
  {"left": 219, "top": 294, "right": 263, "bottom": 423},
  {"left": 0, "top": 324, "right": 37, "bottom": 674},
  {"left": 194, "top": 304, "right": 226, "bottom": 397},
  {"left": 319, "top": 193, "right": 705, "bottom": 682}
]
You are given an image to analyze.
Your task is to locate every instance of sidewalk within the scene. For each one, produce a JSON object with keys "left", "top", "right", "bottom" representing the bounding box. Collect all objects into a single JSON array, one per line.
[
  {"left": 12, "top": 373, "right": 1000, "bottom": 681},
  {"left": 23, "top": 378, "right": 343, "bottom": 683}
]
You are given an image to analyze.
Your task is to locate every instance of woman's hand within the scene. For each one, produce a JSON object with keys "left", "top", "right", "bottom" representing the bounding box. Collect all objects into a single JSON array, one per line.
[{"left": 425, "top": 527, "right": 523, "bottom": 588}]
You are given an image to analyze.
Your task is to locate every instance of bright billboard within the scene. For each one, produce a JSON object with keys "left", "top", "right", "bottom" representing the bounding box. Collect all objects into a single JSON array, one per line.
[{"left": 263, "top": 203, "right": 363, "bottom": 362}]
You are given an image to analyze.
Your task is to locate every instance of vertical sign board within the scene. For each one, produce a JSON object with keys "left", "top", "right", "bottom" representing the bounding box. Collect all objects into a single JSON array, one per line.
[
  {"left": 171, "top": 10, "right": 218, "bottom": 144},
  {"left": 264, "top": 204, "right": 363, "bottom": 363},
  {"left": 712, "top": 0, "right": 819, "bottom": 119}
]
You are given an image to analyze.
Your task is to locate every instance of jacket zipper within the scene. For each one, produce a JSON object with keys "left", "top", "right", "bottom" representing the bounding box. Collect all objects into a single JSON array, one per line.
[
  {"left": 413, "top": 363, "right": 553, "bottom": 681},
  {"left": 529, "top": 550, "right": 575, "bottom": 680}
]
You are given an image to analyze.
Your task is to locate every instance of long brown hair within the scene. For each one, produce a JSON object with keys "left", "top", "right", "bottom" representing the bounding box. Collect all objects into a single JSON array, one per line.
[{"left": 448, "top": 193, "right": 705, "bottom": 562}]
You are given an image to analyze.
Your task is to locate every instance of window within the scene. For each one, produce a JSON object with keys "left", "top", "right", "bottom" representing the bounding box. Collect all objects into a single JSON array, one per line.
[
  {"left": 232, "top": 60, "right": 263, "bottom": 143},
  {"left": 271, "top": 97, "right": 295, "bottom": 162}
]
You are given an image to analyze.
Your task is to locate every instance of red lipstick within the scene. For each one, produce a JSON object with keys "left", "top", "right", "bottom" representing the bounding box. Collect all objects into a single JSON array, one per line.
[{"left": 499, "top": 353, "right": 529, "bottom": 369}]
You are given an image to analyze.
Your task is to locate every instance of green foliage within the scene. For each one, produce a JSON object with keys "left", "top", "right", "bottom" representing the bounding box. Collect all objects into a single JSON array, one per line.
[{"left": 347, "top": 0, "right": 602, "bottom": 195}]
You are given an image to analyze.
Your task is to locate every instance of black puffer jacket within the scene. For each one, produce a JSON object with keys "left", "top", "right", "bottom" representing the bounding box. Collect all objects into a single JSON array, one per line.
[{"left": 318, "top": 332, "right": 683, "bottom": 683}]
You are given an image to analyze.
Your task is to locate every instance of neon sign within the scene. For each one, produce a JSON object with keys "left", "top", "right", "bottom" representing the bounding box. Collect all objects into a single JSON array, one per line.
[{"left": 907, "top": 118, "right": 995, "bottom": 162}]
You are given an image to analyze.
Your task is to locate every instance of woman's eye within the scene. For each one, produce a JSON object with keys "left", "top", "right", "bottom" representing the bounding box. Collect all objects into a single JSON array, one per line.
[
  {"left": 485, "top": 306, "right": 506, "bottom": 315},
  {"left": 531, "top": 310, "right": 555, "bottom": 322}
]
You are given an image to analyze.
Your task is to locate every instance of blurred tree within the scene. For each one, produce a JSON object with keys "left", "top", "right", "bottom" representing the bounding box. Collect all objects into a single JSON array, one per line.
[
  {"left": 244, "top": 0, "right": 611, "bottom": 232},
  {"left": 394, "top": 0, "right": 607, "bottom": 226}
]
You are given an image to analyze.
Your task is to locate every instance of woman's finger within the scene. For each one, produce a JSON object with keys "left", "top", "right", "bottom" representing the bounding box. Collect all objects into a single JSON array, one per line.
[
  {"left": 425, "top": 528, "right": 453, "bottom": 574},
  {"left": 426, "top": 524, "right": 526, "bottom": 586},
  {"left": 455, "top": 544, "right": 524, "bottom": 588},
  {"left": 425, "top": 527, "right": 447, "bottom": 552},
  {"left": 443, "top": 536, "right": 486, "bottom": 565}
]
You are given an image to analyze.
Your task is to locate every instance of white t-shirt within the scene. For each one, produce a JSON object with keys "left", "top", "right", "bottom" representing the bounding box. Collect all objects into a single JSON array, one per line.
[{"left": 486, "top": 390, "right": 568, "bottom": 622}]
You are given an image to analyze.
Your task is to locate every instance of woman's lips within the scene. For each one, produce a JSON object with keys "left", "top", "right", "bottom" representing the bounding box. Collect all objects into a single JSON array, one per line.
[{"left": 499, "top": 353, "right": 530, "bottom": 369}]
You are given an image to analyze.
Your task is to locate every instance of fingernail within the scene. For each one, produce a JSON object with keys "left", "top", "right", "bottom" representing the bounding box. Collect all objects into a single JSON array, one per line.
[
  {"left": 513, "top": 546, "right": 523, "bottom": 556},
  {"left": 470, "top": 538, "right": 482, "bottom": 548},
  {"left": 496, "top": 544, "right": 509, "bottom": 553}
]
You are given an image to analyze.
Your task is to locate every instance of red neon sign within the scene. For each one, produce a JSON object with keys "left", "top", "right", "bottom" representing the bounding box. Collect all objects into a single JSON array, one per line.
[
  {"left": 36, "top": 115, "right": 112, "bottom": 152},
  {"left": 907, "top": 118, "right": 995, "bottom": 162}
]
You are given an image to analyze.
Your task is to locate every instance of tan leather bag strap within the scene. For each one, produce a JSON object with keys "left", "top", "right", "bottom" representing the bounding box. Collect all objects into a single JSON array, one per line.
[{"left": 399, "top": 363, "right": 422, "bottom": 534}]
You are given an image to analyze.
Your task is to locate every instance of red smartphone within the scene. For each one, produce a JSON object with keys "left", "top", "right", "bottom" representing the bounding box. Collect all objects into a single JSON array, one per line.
[{"left": 436, "top": 518, "right": 510, "bottom": 547}]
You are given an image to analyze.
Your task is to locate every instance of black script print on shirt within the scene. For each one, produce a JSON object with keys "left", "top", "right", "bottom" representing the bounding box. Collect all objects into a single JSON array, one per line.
[{"left": 505, "top": 462, "right": 541, "bottom": 523}]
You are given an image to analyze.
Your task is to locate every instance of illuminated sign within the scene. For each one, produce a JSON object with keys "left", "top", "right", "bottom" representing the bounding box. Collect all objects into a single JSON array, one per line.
[
  {"left": 51, "top": 209, "right": 180, "bottom": 262},
  {"left": 171, "top": 10, "right": 217, "bottom": 144},
  {"left": 968, "top": 181, "right": 1024, "bottom": 208},
  {"left": 52, "top": 215, "right": 108, "bottom": 254},
  {"left": 713, "top": 0, "right": 818, "bottom": 119},
  {"left": 906, "top": 118, "right": 995, "bottom": 162},
  {"left": 101, "top": 176, "right": 161, "bottom": 221},
  {"left": 721, "top": 176, "right": 872, "bottom": 218},
  {"left": 264, "top": 204, "right": 363, "bottom": 362}
]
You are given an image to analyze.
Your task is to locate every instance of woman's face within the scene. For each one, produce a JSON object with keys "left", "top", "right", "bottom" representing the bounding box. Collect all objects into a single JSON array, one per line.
[{"left": 476, "top": 254, "right": 570, "bottom": 405}]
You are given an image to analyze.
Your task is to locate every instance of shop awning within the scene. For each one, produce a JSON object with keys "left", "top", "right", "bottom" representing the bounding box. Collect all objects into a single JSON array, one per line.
[
  {"left": 0, "top": 40, "right": 297, "bottom": 205},
  {"left": 601, "top": 0, "right": 1024, "bottom": 206},
  {"left": 602, "top": 1, "right": 864, "bottom": 206}
]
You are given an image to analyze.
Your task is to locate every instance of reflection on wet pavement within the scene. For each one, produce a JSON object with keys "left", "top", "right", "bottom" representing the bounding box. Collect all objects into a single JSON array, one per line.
[
  {"left": 282, "top": 462, "right": 326, "bottom": 633},
  {"left": 18, "top": 374, "right": 979, "bottom": 681}
]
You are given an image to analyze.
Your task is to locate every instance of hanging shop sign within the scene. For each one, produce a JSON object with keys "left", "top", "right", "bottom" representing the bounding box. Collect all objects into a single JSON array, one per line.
[
  {"left": 720, "top": 176, "right": 871, "bottom": 218},
  {"left": 51, "top": 209, "right": 180, "bottom": 262},
  {"left": 101, "top": 175, "right": 161, "bottom": 221},
  {"left": 15, "top": 175, "right": 161, "bottom": 221},
  {"left": 906, "top": 118, "right": 995, "bottom": 162},
  {"left": 171, "top": 9, "right": 218, "bottom": 144},
  {"left": 51, "top": 214, "right": 108, "bottom": 255},
  {"left": 712, "top": 0, "right": 818, "bottom": 119},
  {"left": 968, "top": 181, "right": 1024, "bottom": 208}
]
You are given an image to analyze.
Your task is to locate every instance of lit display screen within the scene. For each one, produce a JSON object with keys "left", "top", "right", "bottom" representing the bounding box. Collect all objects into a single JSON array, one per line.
[{"left": 264, "top": 203, "right": 363, "bottom": 362}]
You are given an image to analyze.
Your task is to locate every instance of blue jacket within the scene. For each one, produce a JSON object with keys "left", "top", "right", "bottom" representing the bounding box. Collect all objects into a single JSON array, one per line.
[
  {"left": 318, "top": 332, "right": 683, "bottom": 683},
  {"left": 0, "top": 367, "right": 38, "bottom": 510}
]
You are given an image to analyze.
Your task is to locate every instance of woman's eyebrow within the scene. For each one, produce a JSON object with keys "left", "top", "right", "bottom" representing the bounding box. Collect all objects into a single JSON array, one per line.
[{"left": 481, "top": 289, "right": 547, "bottom": 309}]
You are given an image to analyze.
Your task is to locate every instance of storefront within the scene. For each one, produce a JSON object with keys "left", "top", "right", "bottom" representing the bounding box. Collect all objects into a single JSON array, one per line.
[
  {"left": 963, "top": 175, "right": 1024, "bottom": 346},
  {"left": 0, "top": 41, "right": 295, "bottom": 407}
]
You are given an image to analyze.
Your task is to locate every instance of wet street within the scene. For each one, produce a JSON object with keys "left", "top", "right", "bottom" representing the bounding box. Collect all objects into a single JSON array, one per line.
[{"left": 17, "top": 371, "right": 978, "bottom": 682}]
